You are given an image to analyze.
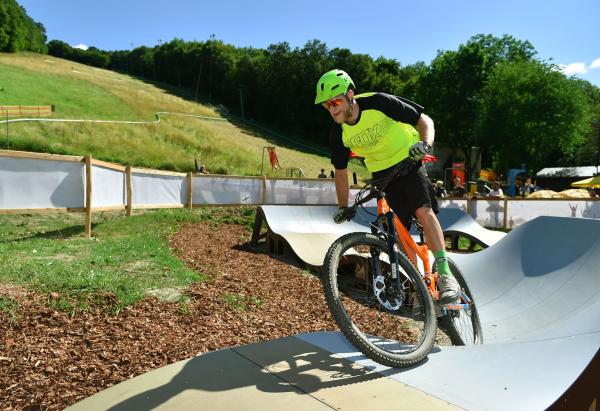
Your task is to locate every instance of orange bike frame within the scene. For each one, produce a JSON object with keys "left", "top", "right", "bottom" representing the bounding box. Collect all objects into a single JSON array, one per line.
[{"left": 377, "top": 196, "right": 440, "bottom": 300}]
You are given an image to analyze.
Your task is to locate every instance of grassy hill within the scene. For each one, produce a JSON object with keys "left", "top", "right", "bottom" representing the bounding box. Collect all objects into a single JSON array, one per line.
[{"left": 0, "top": 52, "right": 367, "bottom": 179}]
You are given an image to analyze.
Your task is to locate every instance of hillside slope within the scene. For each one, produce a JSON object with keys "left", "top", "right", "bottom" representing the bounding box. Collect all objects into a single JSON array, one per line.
[{"left": 0, "top": 52, "right": 365, "bottom": 178}]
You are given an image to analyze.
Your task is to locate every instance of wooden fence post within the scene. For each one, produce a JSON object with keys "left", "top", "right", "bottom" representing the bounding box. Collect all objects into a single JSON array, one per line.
[
  {"left": 261, "top": 175, "right": 267, "bottom": 204},
  {"left": 503, "top": 197, "right": 509, "bottom": 229},
  {"left": 85, "top": 155, "right": 93, "bottom": 238},
  {"left": 466, "top": 196, "right": 473, "bottom": 215},
  {"left": 126, "top": 166, "right": 132, "bottom": 216},
  {"left": 187, "top": 172, "right": 193, "bottom": 209}
]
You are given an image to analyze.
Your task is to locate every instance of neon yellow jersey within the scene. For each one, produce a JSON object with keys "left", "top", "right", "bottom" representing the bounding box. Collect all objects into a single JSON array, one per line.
[{"left": 329, "top": 92, "right": 423, "bottom": 172}]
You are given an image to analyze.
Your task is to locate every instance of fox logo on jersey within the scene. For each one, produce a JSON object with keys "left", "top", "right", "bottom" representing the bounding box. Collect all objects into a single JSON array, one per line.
[{"left": 348, "top": 117, "right": 395, "bottom": 148}]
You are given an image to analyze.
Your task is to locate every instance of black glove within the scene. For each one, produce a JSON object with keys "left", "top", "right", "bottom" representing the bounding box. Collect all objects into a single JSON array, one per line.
[
  {"left": 408, "top": 141, "right": 432, "bottom": 161},
  {"left": 333, "top": 207, "right": 356, "bottom": 224}
]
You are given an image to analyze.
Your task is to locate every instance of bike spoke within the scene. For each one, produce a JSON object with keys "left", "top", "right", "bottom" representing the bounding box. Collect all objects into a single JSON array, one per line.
[{"left": 335, "top": 243, "right": 430, "bottom": 355}]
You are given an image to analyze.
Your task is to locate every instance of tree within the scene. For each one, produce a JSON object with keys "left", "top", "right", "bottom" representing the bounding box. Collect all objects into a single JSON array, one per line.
[
  {"left": 47, "top": 40, "right": 71, "bottom": 58},
  {"left": 0, "top": 2, "right": 9, "bottom": 50},
  {"left": 0, "top": 0, "right": 47, "bottom": 53},
  {"left": 129, "top": 46, "right": 155, "bottom": 78},
  {"left": 48, "top": 40, "right": 110, "bottom": 68},
  {"left": 329, "top": 48, "right": 376, "bottom": 92},
  {"left": 569, "top": 79, "right": 600, "bottom": 166},
  {"left": 372, "top": 56, "right": 404, "bottom": 95},
  {"left": 477, "top": 60, "right": 593, "bottom": 173},
  {"left": 417, "top": 34, "right": 537, "bottom": 178}
]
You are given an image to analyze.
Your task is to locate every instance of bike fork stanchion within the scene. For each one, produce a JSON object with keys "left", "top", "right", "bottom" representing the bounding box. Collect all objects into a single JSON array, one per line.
[{"left": 386, "top": 211, "right": 403, "bottom": 292}]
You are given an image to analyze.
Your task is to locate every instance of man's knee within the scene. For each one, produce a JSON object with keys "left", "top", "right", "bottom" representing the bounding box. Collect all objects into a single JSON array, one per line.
[{"left": 415, "top": 206, "right": 435, "bottom": 220}]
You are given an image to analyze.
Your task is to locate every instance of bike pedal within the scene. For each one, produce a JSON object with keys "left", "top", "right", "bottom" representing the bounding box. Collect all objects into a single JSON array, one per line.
[{"left": 443, "top": 302, "right": 469, "bottom": 311}]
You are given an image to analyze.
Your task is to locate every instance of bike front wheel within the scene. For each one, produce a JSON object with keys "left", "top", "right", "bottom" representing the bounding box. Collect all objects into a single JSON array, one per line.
[{"left": 322, "top": 232, "right": 437, "bottom": 368}]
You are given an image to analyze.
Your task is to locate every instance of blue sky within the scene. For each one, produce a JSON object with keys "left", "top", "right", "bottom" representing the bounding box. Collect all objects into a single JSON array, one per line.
[{"left": 18, "top": 0, "right": 600, "bottom": 86}]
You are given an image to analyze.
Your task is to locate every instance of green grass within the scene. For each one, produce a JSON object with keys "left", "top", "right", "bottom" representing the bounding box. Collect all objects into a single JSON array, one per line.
[
  {"left": 0, "top": 63, "right": 139, "bottom": 120},
  {"left": 0, "top": 207, "right": 256, "bottom": 314},
  {"left": 0, "top": 296, "right": 19, "bottom": 324},
  {"left": 0, "top": 52, "right": 370, "bottom": 181},
  {"left": 223, "top": 292, "right": 263, "bottom": 311}
]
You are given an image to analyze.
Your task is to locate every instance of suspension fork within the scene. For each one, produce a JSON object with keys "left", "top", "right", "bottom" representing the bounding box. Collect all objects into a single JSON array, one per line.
[
  {"left": 385, "top": 211, "right": 403, "bottom": 291},
  {"left": 369, "top": 222, "right": 382, "bottom": 283}
]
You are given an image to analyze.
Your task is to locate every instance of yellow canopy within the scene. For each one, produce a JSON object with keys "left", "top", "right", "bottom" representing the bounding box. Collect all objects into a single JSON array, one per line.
[{"left": 571, "top": 175, "right": 600, "bottom": 188}]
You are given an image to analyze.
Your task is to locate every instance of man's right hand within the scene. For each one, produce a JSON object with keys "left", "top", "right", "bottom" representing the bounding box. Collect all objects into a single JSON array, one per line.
[
  {"left": 333, "top": 207, "right": 356, "bottom": 224},
  {"left": 408, "top": 141, "right": 431, "bottom": 161}
]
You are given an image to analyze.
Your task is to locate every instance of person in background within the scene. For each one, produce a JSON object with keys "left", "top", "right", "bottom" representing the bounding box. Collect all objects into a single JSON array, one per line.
[
  {"left": 434, "top": 180, "right": 447, "bottom": 198},
  {"left": 487, "top": 180, "right": 504, "bottom": 198},
  {"left": 318, "top": 168, "right": 328, "bottom": 178},
  {"left": 520, "top": 178, "right": 535, "bottom": 196},
  {"left": 452, "top": 177, "right": 466, "bottom": 198}
]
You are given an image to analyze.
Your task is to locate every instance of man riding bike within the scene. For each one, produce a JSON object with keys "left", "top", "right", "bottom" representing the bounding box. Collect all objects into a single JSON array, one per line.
[{"left": 315, "top": 69, "right": 460, "bottom": 304}]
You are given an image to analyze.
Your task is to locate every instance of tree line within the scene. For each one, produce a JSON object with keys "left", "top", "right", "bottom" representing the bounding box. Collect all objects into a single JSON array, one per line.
[
  {"left": 45, "top": 35, "right": 599, "bottom": 178},
  {"left": 5, "top": 0, "right": 600, "bottom": 178},
  {"left": 0, "top": 0, "right": 47, "bottom": 53}
]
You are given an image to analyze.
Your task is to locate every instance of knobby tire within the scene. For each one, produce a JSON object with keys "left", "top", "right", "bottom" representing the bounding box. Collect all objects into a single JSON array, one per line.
[{"left": 322, "top": 232, "right": 437, "bottom": 368}]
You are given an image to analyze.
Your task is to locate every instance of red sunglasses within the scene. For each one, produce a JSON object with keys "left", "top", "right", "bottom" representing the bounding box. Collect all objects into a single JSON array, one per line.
[{"left": 322, "top": 94, "right": 346, "bottom": 109}]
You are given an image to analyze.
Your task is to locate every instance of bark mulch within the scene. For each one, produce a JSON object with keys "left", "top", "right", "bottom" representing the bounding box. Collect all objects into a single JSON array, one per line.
[{"left": 0, "top": 221, "right": 449, "bottom": 410}]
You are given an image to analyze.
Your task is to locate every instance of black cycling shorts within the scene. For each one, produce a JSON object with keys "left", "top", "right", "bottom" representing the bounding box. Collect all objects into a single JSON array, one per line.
[{"left": 372, "top": 164, "right": 439, "bottom": 229}]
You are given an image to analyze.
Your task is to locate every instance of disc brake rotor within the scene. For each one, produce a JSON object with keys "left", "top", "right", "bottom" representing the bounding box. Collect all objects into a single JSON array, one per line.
[{"left": 373, "top": 274, "right": 404, "bottom": 310}]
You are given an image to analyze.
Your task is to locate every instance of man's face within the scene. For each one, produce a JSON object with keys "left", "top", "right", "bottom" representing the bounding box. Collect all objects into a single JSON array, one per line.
[{"left": 323, "top": 93, "right": 351, "bottom": 124}]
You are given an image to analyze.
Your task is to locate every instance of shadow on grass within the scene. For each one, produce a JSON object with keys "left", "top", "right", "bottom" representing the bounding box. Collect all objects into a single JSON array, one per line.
[{"left": 1, "top": 223, "right": 99, "bottom": 243}]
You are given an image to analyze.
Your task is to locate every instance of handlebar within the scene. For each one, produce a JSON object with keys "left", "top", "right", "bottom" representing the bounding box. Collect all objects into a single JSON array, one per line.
[{"left": 338, "top": 158, "right": 419, "bottom": 223}]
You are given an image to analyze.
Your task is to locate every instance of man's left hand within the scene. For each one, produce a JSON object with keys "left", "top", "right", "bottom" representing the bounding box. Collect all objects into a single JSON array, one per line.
[{"left": 408, "top": 141, "right": 431, "bottom": 160}]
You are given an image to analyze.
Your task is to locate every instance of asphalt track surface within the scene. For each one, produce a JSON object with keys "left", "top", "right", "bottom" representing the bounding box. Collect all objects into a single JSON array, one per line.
[{"left": 70, "top": 208, "right": 599, "bottom": 410}]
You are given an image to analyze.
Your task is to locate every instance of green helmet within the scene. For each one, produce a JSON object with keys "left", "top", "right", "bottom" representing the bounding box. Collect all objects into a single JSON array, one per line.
[{"left": 314, "top": 69, "right": 355, "bottom": 104}]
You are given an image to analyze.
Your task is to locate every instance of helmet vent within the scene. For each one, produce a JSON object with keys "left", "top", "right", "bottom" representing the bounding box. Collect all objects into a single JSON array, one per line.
[
  {"left": 336, "top": 72, "right": 343, "bottom": 76},
  {"left": 331, "top": 84, "right": 340, "bottom": 91},
  {"left": 320, "top": 83, "right": 324, "bottom": 91}
]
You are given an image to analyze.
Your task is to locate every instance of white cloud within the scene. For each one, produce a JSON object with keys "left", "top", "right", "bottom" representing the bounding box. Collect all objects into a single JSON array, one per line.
[
  {"left": 559, "top": 62, "right": 587, "bottom": 75},
  {"left": 590, "top": 58, "right": 600, "bottom": 69},
  {"left": 72, "top": 43, "right": 89, "bottom": 51}
]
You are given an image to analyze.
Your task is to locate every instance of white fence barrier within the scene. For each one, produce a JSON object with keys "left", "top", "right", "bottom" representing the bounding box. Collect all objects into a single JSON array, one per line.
[
  {"left": 92, "top": 164, "right": 125, "bottom": 208},
  {"left": 471, "top": 199, "right": 505, "bottom": 228},
  {"left": 0, "top": 153, "right": 85, "bottom": 210},
  {"left": 1, "top": 150, "right": 599, "bottom": 237},
  {"left": 506, "top": 199, "right": 600, "bottom": 227},
  {"left": 193, "top": 176, "right": 263, "bottom": 205},
  {"left": 131, "top": 170, "right": 188, "bottom": 207},
  {"left": 266, "top": 179, "right": 337, "bottom": 205}
]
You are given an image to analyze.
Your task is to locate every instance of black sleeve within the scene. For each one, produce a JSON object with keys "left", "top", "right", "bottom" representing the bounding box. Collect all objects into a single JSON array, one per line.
[
  {"left": 362, "top": 92, "right": 423, "bottom": 127},
  {"left": 328, "top": 123, "right": 350, "bottom": 169}
]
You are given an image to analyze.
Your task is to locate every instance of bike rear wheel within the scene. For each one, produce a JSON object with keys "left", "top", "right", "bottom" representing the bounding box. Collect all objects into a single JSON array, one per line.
[
  {"left": 322, "top": 232, "right": 437, "bottom": 368},
  {"left": 437, "top": 258, "right": 483, "bottom": 346}
]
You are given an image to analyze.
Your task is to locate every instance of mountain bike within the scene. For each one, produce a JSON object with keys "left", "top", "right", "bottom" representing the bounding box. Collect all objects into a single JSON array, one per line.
[{"left": 322, "top": 172, "right": 482, "bottom": 368}]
